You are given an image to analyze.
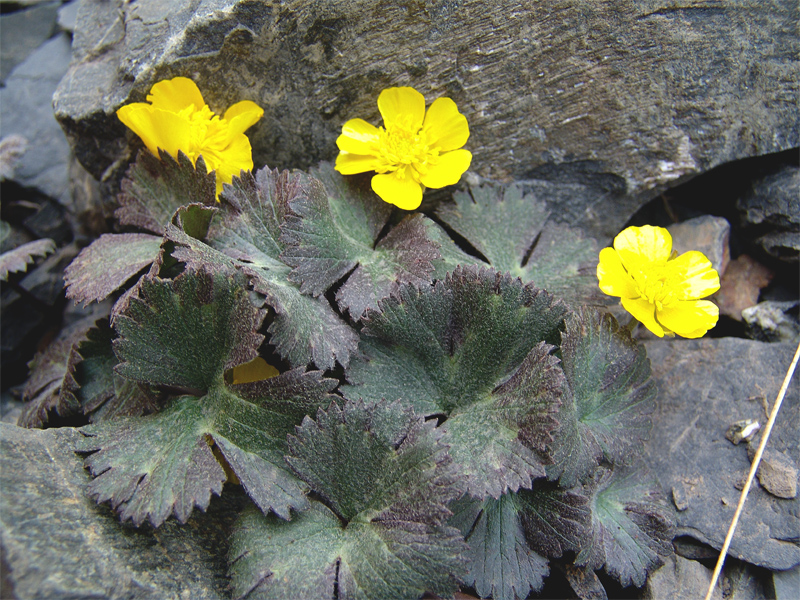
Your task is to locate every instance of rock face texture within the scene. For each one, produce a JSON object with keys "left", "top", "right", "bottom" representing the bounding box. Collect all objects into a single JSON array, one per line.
[{"left": 54, "top": 0, "right": 798, "bottom": 238}]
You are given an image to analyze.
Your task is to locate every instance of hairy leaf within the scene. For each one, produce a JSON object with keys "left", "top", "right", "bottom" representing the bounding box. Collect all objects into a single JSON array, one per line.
[
  {"left": 64, "top": 233, "right": 162, "bottom": 305},
  {"left": 202, "top": 167, "right": 358, "bottom": 369},
  {"left": 576, "top": 464, "right": 674, "bottom": 587},
  {"left": 80, "top": 368, "right": 338, "bottom": 526},
  {"left": 116, "top": 150, "right": 216, "bottom": 234},
  {"left": 229, "top": 400, "right": 466, "bottom": 600},
  {"left": 113, "top": 267, "right": 265, "bottom": 391},
  {"left": 61, "top": 319, "right": 157, "bottom": 422},
  {"left": 280, "top": 163, "right": 441, "bottom": 320},
  {"left": 547, "top": 309, "right": 657, "bottom": 487},
  {"left": 436, "top": 184, "right": 598, "bottom": 305},
  {"left": 344, "top": 267, "right": 568, "bottom": 497},
  {"left": 19, "top": 337, "right": 81, "bottom": 428},
  {"left": 0, "top": 238, "right": 55, "bottom": 281},
  {"left": 449, "top": 493, "right": 549, "bottom": 600},
  {"left": 518, "top": 481, "right": 591, "bottom": 559}
]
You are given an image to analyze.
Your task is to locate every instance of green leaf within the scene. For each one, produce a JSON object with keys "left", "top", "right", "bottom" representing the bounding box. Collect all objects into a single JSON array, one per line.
[
  {"left": 61, "top": 319, "right": 157, "bottom": 422},
  {"left": 19, "top": 336, "right": 82, "bottom": 428},
  {"left": 449, "top": 493, "right": 549, "bottom": 600},
  {"left": 202, "top": 167, "right": 358, "bottom": 369},
  {"left": 64, "top": 233, "right": 162, "bottom": 305},
  {"left": 344, "top": 267, "right": 568, "bottom": 497},
  {"left": 116, "top": 150, "right": 216, "bottom": 234},
  {"left": 113, "top": 266, "right": 265, "bottom": 391},
  {"left": 280, "top": 163, "right": 441, "bottom": 320},
  {"left": 80, "top": 368, "right": 338, "bottom": 526},
  {"left": 547, "top": 309, "right": 657, "bottom": 487},
  {"left": 229, "top": 400, "right": 466, "bottom": 600},
  {"left": 435, "top": 183, "right": 599, "bottom": 305},
  {"left": 0, "top": 238, "right": 56, "bottom": 281},
  {"left": 517, "top": 481, "right": 591, "bottom": 559},
  {"left": 576, "top": 464, "right": 674, "bottom": 587}
]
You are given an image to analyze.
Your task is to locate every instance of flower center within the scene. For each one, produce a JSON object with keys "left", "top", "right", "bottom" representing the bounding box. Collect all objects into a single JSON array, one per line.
[
  {"left": 631, "top": 262, "right": 680, "bottom": 311},
  {"left": 375, "top": 115, "right": 439, "bottom": 181}
]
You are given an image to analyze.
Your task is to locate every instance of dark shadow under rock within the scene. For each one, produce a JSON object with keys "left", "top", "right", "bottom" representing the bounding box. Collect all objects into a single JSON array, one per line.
[
  {"left": 642, "top": 338, "right": 799, "bottom": 571},
  {"left": 0, "top": 423, "right": 246, "bottom": 599}
]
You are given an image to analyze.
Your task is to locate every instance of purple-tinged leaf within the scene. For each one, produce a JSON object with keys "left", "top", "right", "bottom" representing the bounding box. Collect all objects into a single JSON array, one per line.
[
  {"left": 576, "top": 463, "right": 674, "bottom": 587},
  {"left": 0, "top": 238, "right": 55, "bottom": 281},
  {"left": 547, "top": 309, "right": 657, "bottom": 487},
  {"left": 450, "top": 493, "right": 549, "bottom": 600},
  {"left": 229, "top": 399, "right": 466, "bottom": 600},
  {"left": 19, "top": 337, "right": 81, "bottom": 428},
  {"left": 64, "top": 233, "right": 162, "bottom": 305},
  {"left": 518, "top": 480, "right": 591, "bottom": 559},
  {"left": 116, "top": 150, "right": 216, "bottom": 234}
]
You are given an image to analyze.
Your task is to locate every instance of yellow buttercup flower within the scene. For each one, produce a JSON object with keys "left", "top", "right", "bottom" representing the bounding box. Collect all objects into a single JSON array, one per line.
[
  {"left": 597, "top": 225, "right": 720, "bottom": 338},
  {"left": 117, "top": 77, "right": 263, "bottom": 198},
  {"left": 334, "top": 86, "right": 472, "bottom": 210}
]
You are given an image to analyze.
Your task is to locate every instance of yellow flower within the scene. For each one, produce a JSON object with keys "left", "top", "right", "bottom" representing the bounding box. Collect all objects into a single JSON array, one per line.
[
  {"left": 116, "top": 77, "right": 263, "bottom": 198},
  {"left": 597, "top": 225, "right": 720, "bottom": 338},
  {"left": 334, "top": 86, "right": 472, "bottom": 210}
]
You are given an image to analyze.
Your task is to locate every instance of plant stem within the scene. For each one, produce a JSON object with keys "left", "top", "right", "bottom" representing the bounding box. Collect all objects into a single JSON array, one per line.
[{"left": 703, "top": 339, "right": 800, "bottom": 600}]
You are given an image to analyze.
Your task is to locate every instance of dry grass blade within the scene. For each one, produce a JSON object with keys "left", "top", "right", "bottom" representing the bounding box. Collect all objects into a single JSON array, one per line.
[{"left": 704, "top": 339, "right": 800, "bottom": 600}]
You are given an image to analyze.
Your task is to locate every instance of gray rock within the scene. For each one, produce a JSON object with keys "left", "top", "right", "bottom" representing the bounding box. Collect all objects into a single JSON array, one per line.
[
  {"left": 0, "top": 33, "right": 73, "bottom": 204},
  {"left": 721, "top": 559, "right": 776, "bottom": 600},
  {"left": 57, "top": 0, "right": 80, "bottom": 34},
  {"left": 746, "top": 444, "right": 798, "bottom": 500},
  {"left": 644, "top": 554, "right": 722, "bottom": 600},
  {"left": 0, "top": 1, "right": 59, "bottom": 83},
  {"left": 0, "top": 423, "right": 244, "bottom": 599},
  {"left": 53, "top": 0, "right": 799, "bottom": 239},
  {"left": 643, "top": 338, "right": 800, "bottom": 570},
  {"left": 668, "top": 216, "right": 730, "bottom": 276},
  {"left": 737, "top": 165, "right": 800, "bottom": 262},
  {"left": 773, "top": 564, "right": 800, "bottom": 600},
  {"left": 743, "top": 301, "right": 800, "bottom": 344}
]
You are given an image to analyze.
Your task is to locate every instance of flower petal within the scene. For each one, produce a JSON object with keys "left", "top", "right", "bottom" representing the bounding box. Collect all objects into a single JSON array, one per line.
[
  {"left": 371, "top": 172, "right": 423, "bottom": 210},
  {"left": 419, "top": 149, "right": 472, "bottom": 189},
  {"left": 422, "top": 97, "right": 469, "bottom": 151},
  {"left": 205, "top": 135, "right": 254, "bottom": 197},
  {"left": 377, "top": 87, "right": 425, "bottom": 131},
  {"left": 614, "top": 225, "right": 672, "bottom": 273},
  {"left": 668, "top": 251, "right": 720, "bottom": 300},
  {"left": 335, "top": 151, "right": 381, "bottom": 175},
  {"left": 146, "top": 77, "right": 206, "bottom": 113},
  {"left": 336, "top": 119, "right": 381, "bottom": 154},
  {"left": 657, "top": 299, "right": 719, "bottom": 338},
  {"left": 223, "top": 100, "right": 264, "bottom": 137},
  {"left": 116, "top": 104, "right": 190, "bottom": 158},
  {"left": 621, "top": 296, "right": 664, "bottom": 337},
  {"left": 597, "top": 247, "right": 638, "bottom": 298}
]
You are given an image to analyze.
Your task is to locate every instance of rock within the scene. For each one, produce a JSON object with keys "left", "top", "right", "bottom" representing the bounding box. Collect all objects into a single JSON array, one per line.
[
  {"left": 773, "top": 564, "right": 800, "bottom": 600},
  {"left": 57, "top": 0, "right": 80, "bottom": 34},
  {"left": 0, "top": 1, "right": 59, "bottom": 83},
  {"left": 668, "top": 216, "right": 730, "bottom": 276},
  {"left": 737, "top": 165, "right": 800, "bottom": 263},
  {"left": 672, "top": 483, "right": 689, "bottom": 511},
  {"left": 0, "top": 33, "right": 73, "bottom": 205},
  {"left": 0, "top": 135, "right": 28, "bottom": 181},
  {"left": 643, "top": 554, "right": 721, "bottom": 600},
  {"left": 0, "top": 423, "right": 243, "bottom": 599},
  {"left": 746, "top": 444, "right": 798, "bottom": 500},
  {"left": 725, "top": 419, "right": 761, "bottom": 445},
  {"left": 643, "top": 338, "right": 800, "bottom": 570},
  {"left": 561, "top": 563, "right": 608, "bottom": 600},
  {"left": 53, "top": 0, "right": 799, "bottom": 238},
  {"left": 721, "top": 559, "right": 776, "bottom": 600},
  {"left": 672, "top": 536, "right": 718, "bottom": 560},
  {"left": 714, "top": 254, "right": 773, "bottom": 320},
  {"left": 743, "top": 301, "right": 800, "bottom": 344}
]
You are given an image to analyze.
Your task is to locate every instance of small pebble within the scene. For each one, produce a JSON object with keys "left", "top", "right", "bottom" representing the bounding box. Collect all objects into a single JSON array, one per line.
[
  {"left": 672, "top": 484, "right": 689, "bottom": 511},
  {"left": 725, "top": 419, "right": 760, "bottom": 445}
]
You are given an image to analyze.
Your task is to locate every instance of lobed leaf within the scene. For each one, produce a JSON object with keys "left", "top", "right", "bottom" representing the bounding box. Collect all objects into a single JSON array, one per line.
[
  {"left": 80, "top": 367, "right": 338, "bottom": 526},
  {"left": 436, "top": 183, "right": 599, "bottom": 305},
  {"left": 518, "top": 481, "right": 591, "bottom": 559},
  {"left": 449, "top": 493, "right": 549, "bottom": 600},
  {"left": 0, "top": 238, "right": 56, "bottom": 281},
  {"left": 229, "top": 399, "right": 466, "bottom": 600},
  {"left": 116, "top": 150, "right": 216, "bottom": 234},
  {"left": 64, "top": 233, "right": 162, "bottom": 305},
  {"left": 343, "top": 267, "right": 568, "bottom": 497},
  {"left": 280, "top": 163, "right": 441, "bottom": 320},
  {"left": 576, "top": 463, "right": 674, "bottom": 587},
  {"left": 202, "top": 168, "right": 359, "bottom": 369},
  {"left": 547, "top": 309, "right": 657, "bottom": 487},
  {"left": 113, "top": 266, "right": 265, "bottom": 391},
  {"left": 19, "top": 337, "right": 81, "bottom": 428}
]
